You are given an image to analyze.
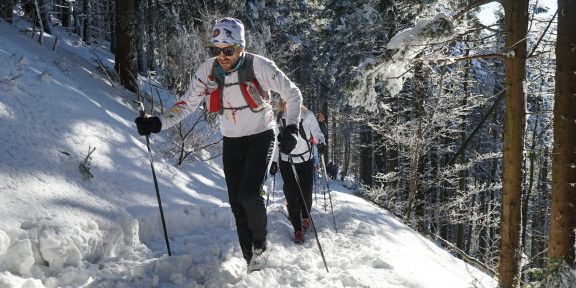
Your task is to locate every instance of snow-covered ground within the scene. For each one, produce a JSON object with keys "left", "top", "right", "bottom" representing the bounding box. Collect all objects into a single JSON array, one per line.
[{"left": 0, "top": 21, "right": 497, "bottom": 287}]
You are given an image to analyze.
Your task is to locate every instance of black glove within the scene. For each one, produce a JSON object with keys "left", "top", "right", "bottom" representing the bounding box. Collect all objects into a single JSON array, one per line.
[
  {"left": 279, "top": 124, "right": 298, "bottom": 154},
  {"left": 135, "top": 116, "right": 162, "bottom": 136},
  {"left": 269, "top": 162, "right": 278, "bottom": 176},
  {"left": 317, "top": 143, "right": 327, "bottom": 156}
]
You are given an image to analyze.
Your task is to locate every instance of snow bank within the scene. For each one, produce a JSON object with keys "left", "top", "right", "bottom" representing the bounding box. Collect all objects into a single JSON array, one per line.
[{"left": 0, "top": 216, "right": 143, "bottom": 279}]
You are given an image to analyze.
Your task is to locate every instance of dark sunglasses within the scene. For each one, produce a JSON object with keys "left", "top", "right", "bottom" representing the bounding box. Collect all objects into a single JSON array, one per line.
[{"left": 210, "top": 46, "right": 236, "bottom": 57}]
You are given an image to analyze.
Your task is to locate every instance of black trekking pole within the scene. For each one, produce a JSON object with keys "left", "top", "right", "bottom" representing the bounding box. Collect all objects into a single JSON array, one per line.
[
  {"left": 322, "top": 168, "right": 328, "bottom": 212},
  {"left": 288, "top": 156, "right": 329, "bottom": 273},
  {"left": 264, "top": 141, "right": 277, "bottom": 209},
  {"left": 265, "top": 175, "right": 271, "bottom": 209},
  {"left": 320, "top": 154, "right": 337, "bottom": 234},
  {"left": 313, "top": 164, "right": 318, "bottom": 203},
  {"left": 136, "top": 101, "right": 172, "bottom": 256},
  {"left": 265, "top": 173, "right": 276, "bottom": 209},
  {"left": 272, "top": 173, "right": 276, "bottom": 200}
]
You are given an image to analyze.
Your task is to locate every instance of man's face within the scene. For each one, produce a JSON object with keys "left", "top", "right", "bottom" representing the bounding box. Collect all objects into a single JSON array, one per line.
[
  {"left": 211, "top": 44, "right": 244, "bottom": 72},
  {"left": 317, "top": 113, "right": 325, "bottom": 122}
]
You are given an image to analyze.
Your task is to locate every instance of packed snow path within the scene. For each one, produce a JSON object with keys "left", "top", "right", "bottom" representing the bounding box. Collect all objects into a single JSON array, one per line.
[
  {"left": 74, "top": 182, "right": 495, "bottom": 288},
  {"left": 0, "top": 21, "right": 495, "bottom": 288}
]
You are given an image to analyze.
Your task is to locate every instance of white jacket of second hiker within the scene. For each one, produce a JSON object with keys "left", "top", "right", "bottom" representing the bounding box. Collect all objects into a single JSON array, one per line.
[
  {"left": 275, "top": 109, "right": 326, "bottom": 164},
  {"left": 158, "top": 54, "right": 302, "bottom": 138}
]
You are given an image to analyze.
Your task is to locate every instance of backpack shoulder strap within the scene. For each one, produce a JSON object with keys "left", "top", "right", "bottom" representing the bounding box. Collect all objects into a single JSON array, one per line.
[
  {"left": 278, "top": 110, "right": 308, "bottom": 141},
  {"left": 210, "top": 59, "right": 224, "bottom": 86},
  {"left": 276, "top": 111, "right": 284, "bottom": 128},
  {"left": 238, "top": 53, "right": 255, "bottom": 83},
  {"left": 298, "top": 121, "right": 308, "bottom": 142},
  {"left": 211, "top": 53, "right": 255, "bottom": 84},
  {"left": 238, "top": 53, "right": 267, "bottom": 99}
]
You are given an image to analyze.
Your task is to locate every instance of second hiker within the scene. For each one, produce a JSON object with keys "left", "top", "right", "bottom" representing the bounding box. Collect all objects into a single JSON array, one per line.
[{"left": 270, "top": 99, "right": 326, "bottom": 243}]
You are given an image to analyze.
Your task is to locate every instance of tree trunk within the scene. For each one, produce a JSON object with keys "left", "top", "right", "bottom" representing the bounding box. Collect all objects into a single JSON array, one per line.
[
  {"left": 109, "top": 0, "right": 115, "bottom": 53},
  {"left": 359, "top": 125, "right": 373, "bottom": 187},
  {"left": 373, "top": 131, "right": 386, "bottom": 187},
  {"left": 330, "top": 110, "right": 335, "bottom": 163},
  {"left": 387, "top": 98, "right": 399, "bottom": 193},
  {"left": 33, "top": 0, "right": 44, "bottom": 44},
  {"left": 115, "top": 0, "right": 137, "bottom": 92},
  {"left": 145, "top": 0, "right": 155, "bottom": 71},
  {"left": 135, "top": 0, "right": 147, "bottom": 74},
  {"left": 489, "top": 86, "right": 502, "bottom": 268},
  {"left": 405, "top": 63, "right": 426, "bottom": 223},
  {"left": 547, "top": 0, "right": 576, "bottom": 271},
  {"left": 60, "top": 0, "right": 73, "bottom": 28},
  {"left": 340, "top": 130, "right": 351, "bottom": 181},
  {"left": 490, "top": 152, "right": 499, "bottom": 265},
  {"left": 1, "top": 0, "right": 14, "bottom": 23},
  {"left": 478, "top": 187, "right": 488, "bottom": 262},
  {"left": 459, "top": 42, "right": 471, "bottom": 253},
  {"left": 82, "top": 0, "right": 92, "bottom": 44},
  {"left": 530, "top": 148, "right": 549, "bottom": 279},
  {"left": 522, "top": 97, "right": 541, "bottom": 249},
  {"left": 498, "top": 0, "right": 529, "bottom": 287},
  {"left": 39, "top": 0, "right": 51, "bottom": 34}
]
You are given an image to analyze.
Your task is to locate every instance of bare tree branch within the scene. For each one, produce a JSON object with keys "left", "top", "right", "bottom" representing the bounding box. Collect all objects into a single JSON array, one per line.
[
  {"left": 528, "top": 9, "right": 558, "bottom": 58},
  {"left": 454, "top": 0, "right": 503, "bottom": 20}
]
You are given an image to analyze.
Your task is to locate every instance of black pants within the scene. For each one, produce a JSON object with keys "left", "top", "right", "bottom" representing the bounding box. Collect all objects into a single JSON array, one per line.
[
  {"left": 279, "top": 158, "right": 314, "bottom": 232},
  {"left": 223, "top": 129, "right": 274, "bottom": 263}
]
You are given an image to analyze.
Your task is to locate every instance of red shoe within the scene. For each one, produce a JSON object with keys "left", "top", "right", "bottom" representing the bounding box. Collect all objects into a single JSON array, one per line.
[
  {"left": 294, "top": 231, "right": 304, "bottom": 244},
  {"left": 302, "top": 218, "right": 312, "bottom": 231}
]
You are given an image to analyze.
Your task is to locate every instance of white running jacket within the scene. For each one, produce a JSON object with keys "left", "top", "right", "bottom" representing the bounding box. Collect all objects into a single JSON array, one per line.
[
  {"left": 275, "top": 109, "right": 326, "bottom": 164},
  {"left": 158, "top": 53, "right": 302, "bottom": 138}
]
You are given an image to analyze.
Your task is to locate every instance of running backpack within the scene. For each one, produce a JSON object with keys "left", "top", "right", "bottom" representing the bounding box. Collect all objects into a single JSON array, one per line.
[
  {"left": 277, "top": 111, "right": 313, "bottom": 161},
  {"left": 206, "top": 53, "right": 270, "bottom": 114}
]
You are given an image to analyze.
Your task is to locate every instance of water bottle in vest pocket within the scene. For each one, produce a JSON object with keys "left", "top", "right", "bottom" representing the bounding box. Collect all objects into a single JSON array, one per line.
[{"left": 240, "top": 80, "right": 268, "bottom": 112}]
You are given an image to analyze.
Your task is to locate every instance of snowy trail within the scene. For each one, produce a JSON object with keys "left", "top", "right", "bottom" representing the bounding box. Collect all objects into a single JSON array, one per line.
[
  {"left": 84, "top": 186, "right": 410, "bottom": 288},
  {"left": 78, "top": 181, "right": 491, "bottom": 288},
  {"left": 0, "top": 21, "right": 496, "bottom": 288}
]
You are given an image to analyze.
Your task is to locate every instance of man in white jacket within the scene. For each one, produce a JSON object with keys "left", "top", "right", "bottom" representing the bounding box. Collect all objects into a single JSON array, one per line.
[
  {"left": 135, "top": 17, "right": 302, "bottom": 271},
  {"left": 270, "top": 99, "right": 326, "bottom": 243}
]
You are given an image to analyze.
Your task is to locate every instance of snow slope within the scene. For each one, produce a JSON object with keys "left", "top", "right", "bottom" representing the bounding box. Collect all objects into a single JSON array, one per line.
[{"left": 0, "top": 21, "right": 497, "bottom": 288}]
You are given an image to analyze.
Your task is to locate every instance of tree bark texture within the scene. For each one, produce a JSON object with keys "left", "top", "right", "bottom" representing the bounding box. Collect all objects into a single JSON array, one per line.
[
  {"left": 59, "top": 0, "right": 72, "bottom": 28},
  {"left": 82, "top": 0, "right": 92, "bottom": 44},
  {"left": 498, "top": 0, "right": 529, "bottom": 287},
  {"left": 340, "top": 131, "right": 350, "bottom": 181},
  {"left": 405, "top": 63, "right": 426, "bottom": 221},
  {"left": 547, "top": 0, "right": 576, "bottom": 270},
  {"left": 359, "top": 125, "right": 373, "bottom": 187},
  {"left": 115, "top": 0, "right": 137, "bottom": 92},
  {"left": 530, "top": 148, "right": 548, "bottom": 275}
]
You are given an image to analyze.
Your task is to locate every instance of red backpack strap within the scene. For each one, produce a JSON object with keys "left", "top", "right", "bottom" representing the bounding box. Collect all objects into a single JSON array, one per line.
[
  {"left": 208, "top": 61, "right": 224, "bottom": 114},
  {"left": 207, "top": 75, "right": 222, "bottom": 113}
]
